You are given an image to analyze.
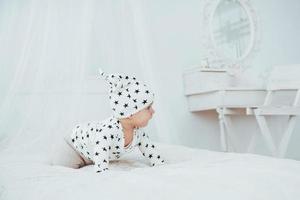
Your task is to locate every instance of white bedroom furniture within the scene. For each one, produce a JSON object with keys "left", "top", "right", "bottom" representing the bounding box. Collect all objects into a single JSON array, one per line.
[
  {"left": 183, "top": 66, "right": 300, "bottom": 158},
  {"left": 183, "top": 68, "right": 265, "bottom": 152},
  {"left": 217, "top": 65, "right": 300, "bottom": 157},
  {"left": 183, "top": 0, "right": 283, "bottom": 155}
]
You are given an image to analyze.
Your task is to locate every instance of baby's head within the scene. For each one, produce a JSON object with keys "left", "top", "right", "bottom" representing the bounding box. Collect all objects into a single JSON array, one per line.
[{"left": 99, "top": 68, "right": 155, "bottom": 128}]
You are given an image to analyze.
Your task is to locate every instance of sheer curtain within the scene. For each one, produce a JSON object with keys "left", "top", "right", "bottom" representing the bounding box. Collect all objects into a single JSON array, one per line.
[{"left": 0, "top": 0, "right": 164, "bottom": 162}]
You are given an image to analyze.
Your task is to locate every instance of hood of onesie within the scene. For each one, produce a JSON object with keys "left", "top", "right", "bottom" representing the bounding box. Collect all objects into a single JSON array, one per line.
[{"left": 99, "top": 68, "right": 155, "bottom": 119}]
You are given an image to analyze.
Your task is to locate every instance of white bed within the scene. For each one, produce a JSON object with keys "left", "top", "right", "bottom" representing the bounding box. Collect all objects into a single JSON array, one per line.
[{"left": 1, "top": 141, "right": 300, "bottom": 200}]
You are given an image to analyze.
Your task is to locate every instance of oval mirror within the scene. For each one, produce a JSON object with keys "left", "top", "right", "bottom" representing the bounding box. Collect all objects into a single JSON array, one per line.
[{"left": 211, "top": 0, "right": 253, "bottom": 61}]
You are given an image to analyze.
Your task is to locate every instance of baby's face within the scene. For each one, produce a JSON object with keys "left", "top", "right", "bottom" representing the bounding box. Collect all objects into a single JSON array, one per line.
[{"left": 131, "top": 103, "right": 155, "bottom": 127}]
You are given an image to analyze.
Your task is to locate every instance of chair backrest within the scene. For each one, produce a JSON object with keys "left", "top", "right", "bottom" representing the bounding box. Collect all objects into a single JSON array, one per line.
[{"left": 266, "top": 64, "right": 300, "bottom": 90}]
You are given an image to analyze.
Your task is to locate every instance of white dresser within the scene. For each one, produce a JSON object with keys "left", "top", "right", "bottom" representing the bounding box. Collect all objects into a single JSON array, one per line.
[
  {"left": 183, "top": 67, "right": 299, "bottom": 158},
  {"left": 183, "top": 68, "right": 266, "bottom": 112}
]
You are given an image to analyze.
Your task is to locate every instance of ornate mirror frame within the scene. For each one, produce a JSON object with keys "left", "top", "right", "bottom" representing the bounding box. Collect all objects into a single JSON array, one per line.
[{"left": 200, "top": 0, "right": 261, "bottom": 71}]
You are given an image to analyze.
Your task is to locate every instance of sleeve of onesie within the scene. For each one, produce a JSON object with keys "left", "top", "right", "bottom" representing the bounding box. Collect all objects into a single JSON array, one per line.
[
  {"left": 93, "top": 134, "right": 110, "bottom": 173},
  {"left": 138, "top": 131, "right": 165, "bottom": 167}
]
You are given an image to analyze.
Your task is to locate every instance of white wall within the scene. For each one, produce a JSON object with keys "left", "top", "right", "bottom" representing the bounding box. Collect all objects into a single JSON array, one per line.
[
  {"left": 251, "top": 0, "right": 300, "bottom": 71},
  {"left": 141, "top": 0, "right": 300, "bottom": 160}
]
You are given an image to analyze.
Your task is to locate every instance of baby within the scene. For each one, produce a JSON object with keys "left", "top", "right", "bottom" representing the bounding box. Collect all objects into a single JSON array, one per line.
[{"left": 65, "top": 69, "right": 165, "bottom": 173}]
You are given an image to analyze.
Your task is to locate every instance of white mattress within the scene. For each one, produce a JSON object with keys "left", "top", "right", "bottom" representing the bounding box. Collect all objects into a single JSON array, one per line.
[{"left": 1, "top": 142, "right": 300, "bottom": 200}]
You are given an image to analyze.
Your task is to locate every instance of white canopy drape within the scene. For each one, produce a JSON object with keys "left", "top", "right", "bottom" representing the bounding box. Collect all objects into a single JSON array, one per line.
[{"left": 0, "top": 0, "right": 168, "bottom": 159}]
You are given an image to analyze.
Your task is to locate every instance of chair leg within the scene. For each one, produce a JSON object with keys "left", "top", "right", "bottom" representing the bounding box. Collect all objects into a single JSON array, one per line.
[
  {"left": 278, "top": 116, "right": 297, "bottom": 158},
  {"left": 254, "top": 114, "right": 277, "bottom": 156},
  {"left": 217, "top": 108, "right": 228, "bottom": 152}
]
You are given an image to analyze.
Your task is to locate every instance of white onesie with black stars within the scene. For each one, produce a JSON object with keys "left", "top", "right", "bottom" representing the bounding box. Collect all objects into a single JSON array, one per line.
[{"left": 70, "top": 115, "right": 165, "bottom": 173}]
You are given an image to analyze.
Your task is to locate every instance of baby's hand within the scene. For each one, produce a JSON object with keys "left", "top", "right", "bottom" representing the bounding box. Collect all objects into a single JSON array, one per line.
[
  {"left": 95, "top": 167, "right": 109, "bottom": 174},
  {"left": 151, "top": 159, "right": 165, "bottom": 167}
]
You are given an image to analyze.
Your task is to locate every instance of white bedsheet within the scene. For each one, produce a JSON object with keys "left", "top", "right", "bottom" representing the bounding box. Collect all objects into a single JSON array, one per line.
[{"left": 1, "top": 143, "right": 300, "bottom": 200}]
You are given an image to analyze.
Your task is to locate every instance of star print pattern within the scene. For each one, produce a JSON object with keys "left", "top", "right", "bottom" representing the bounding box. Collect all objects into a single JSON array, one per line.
[
  {"left": 137, "top": 132, "right": 165, "bottom": 167},
  {"left": 99, "top": 69, "right": 155, "bottom": 119},
  {"left": 70, "top": 116, "right": 165, "bottom": 173}
]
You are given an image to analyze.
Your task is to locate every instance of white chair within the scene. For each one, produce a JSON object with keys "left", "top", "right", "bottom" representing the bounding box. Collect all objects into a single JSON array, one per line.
[{"left": 218, "top": 64, "right": 300, "bottom": 157}]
